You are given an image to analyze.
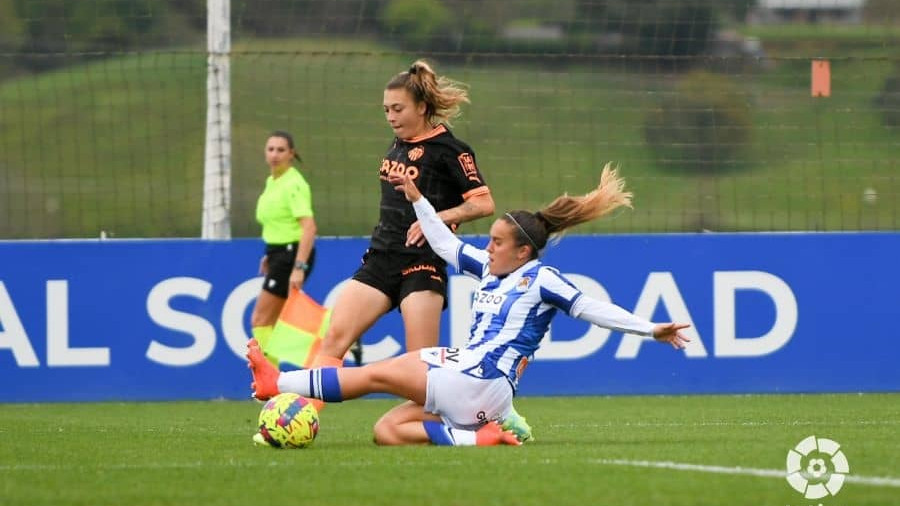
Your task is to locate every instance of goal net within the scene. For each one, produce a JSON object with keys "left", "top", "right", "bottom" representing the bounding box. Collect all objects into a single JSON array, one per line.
[{"left": 0, "top": 0, "right": 896, "bottom": 238}]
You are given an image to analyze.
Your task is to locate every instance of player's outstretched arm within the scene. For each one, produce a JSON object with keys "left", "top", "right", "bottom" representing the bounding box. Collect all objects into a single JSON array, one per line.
[{"left": 570, "top": 293, "right": 690, "bottom": 350}]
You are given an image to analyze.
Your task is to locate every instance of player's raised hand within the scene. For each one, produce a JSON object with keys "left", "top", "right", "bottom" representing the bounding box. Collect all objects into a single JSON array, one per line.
[
  {"left": 388, "top": 172, "right": 422, "bottom": 203},
  {"left": 652, "top": 323, "right": 691, "bottom": 349}
]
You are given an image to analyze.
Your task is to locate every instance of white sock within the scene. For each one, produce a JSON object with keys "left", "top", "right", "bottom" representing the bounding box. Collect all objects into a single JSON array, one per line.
[
  {"left": 450, "top": 429, "right": 477, "bottom": 446},
  {"left": 276, "top": 370, "right": 313, "bottom": 397}
]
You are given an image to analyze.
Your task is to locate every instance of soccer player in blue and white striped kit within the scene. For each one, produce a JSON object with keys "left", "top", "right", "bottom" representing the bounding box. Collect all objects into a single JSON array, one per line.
[{"left": 247, "top": 163, "right": 690, "bottom": 446}]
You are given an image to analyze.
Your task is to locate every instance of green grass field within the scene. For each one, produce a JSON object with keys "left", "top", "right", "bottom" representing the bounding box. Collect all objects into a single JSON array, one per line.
[{"left": 1, "top": 394, "right": 898, "bottom": 505}]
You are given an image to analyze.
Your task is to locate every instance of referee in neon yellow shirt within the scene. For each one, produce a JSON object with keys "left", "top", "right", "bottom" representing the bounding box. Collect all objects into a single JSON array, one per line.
[{"left": 250, "top": 131, "right": 318, "bottom": 358}]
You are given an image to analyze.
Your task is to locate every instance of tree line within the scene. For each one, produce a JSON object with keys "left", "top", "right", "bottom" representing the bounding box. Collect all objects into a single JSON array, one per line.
[{"left": 0, "top": 0, "right": 762, "bottom": 72}]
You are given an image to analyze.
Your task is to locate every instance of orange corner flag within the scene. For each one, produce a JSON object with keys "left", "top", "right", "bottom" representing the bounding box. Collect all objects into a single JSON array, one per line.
[
  {"left": 812, "top": 60, "right": 830, "bottom": 98},
  {"left": 265, "top": 290, "right": 331, "bottom": 370}
]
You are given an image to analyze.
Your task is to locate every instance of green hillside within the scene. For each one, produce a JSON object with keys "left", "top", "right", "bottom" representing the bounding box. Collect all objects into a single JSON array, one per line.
[{"left": 0, "top": 36, "right": 896, "bottom": 238}]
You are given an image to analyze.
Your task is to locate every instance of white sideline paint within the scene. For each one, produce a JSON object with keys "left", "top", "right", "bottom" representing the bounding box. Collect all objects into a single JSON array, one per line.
[
  {"left": 589, "top": 458, "right": 900, "bottom": 488},
  {"left": 550, "top": 419, "right": 900, "bottom": 428},
  {"left": 3, "top": 458, "right": 899, "bottom": 488}
]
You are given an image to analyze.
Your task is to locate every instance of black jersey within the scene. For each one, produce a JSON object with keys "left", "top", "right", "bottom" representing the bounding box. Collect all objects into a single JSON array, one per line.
[{"left": 371, "top": 124, "right": 489, "bottom": 254}]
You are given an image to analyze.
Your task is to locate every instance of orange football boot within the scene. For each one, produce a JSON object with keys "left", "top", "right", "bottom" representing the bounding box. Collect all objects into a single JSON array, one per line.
[{"left": 247, "top": 339, "right": 280, "bottom": 401}]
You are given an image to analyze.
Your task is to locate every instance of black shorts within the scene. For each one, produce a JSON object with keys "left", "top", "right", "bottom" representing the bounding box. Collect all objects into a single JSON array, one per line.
[
  {"left": 352, "top": 248, "right": 448, "bottom": 311},
  {"left": 262, "top": 243, "right": 316, "bottom": 298}
]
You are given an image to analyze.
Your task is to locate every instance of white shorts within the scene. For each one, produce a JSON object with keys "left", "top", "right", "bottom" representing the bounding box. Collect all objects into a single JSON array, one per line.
[{"left": 419, "top": 347, "right": 513, "bottom": 431}]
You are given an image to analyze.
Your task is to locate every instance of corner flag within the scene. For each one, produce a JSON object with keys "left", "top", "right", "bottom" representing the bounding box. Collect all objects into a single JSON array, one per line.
[{"left": 264, "top": 290, "right": 330, "bottom": 370}]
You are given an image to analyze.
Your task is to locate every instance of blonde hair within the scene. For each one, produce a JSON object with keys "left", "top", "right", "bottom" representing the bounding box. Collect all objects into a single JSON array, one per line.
[
  {"left": 386, "top": 59, "right": 470, "bottom": 125},
  {"left": 504, "top": 163, "right": 633, "bottom": 258}
]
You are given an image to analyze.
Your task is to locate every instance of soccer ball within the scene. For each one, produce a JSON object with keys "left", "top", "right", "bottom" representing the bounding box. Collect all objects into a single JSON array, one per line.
[{"left": 257, "top": 393, "right": 319, "bottom": 449}]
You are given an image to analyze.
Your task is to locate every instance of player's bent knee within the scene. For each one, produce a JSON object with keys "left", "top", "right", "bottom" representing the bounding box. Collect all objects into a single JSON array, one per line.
[{"left": 372, "top": 418, "right": 401, "bottom": 446}]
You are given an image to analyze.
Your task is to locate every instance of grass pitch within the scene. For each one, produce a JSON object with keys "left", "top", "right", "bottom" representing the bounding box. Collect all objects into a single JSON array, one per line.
[{"left": 1, "top": 394, "right": 897, "bottom": 506}]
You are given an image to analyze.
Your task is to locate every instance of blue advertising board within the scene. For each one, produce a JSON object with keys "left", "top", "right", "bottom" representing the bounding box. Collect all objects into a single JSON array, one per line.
[{"left": 0, "top": 233, "right": 898, "bottom": 402}]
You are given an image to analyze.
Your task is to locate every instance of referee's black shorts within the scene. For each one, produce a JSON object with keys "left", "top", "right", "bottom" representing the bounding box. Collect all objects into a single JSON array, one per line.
[
  {"left": 352, "top": 248, "right": 448, "bottom": 310},
  {"left": 261, "top": 243, "right": 316, "bottom": 298}
]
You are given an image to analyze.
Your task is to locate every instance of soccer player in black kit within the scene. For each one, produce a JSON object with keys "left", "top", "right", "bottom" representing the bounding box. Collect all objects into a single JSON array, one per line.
[{"left": 297, "top": 60, "right": 533, "bottom": 441}]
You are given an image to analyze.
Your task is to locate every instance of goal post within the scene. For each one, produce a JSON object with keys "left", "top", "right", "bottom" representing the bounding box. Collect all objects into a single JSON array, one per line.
[{"left": 202, "top": 0, "right": 232, "bottom": 239}]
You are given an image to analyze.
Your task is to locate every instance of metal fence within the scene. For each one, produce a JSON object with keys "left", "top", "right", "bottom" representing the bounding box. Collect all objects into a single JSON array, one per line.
[{"left": 0, "top": 0, "right": 897, "bottom": 238}]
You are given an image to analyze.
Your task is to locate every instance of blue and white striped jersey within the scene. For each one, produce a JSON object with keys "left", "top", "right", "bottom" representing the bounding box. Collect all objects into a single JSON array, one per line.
[{"left": 413, "top": 197, "right": 655, "bottom": 390}]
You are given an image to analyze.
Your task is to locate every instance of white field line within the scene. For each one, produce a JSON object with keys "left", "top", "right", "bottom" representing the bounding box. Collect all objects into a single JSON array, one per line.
[
  {"left": 3, "top": 458, "right": 899, "bottom": 488},
  {"left": 550, "top": 419, "right": 900, "bottom": 428},
  {"left": 589, "top": 458, "right": 900, "bottom": 488}
]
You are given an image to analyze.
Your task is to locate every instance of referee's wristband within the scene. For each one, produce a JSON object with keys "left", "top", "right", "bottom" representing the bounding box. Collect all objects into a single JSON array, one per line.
[{"left": 293, "top": 261, "right": 310, "bottom": 272}]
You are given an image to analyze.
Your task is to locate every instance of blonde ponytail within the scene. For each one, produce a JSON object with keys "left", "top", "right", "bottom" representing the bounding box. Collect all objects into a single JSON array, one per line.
[
  {"left": 539, "top": 163, "right": 633, "bottom": 235},
  {"left": 504, "top": 163, "right": 633, "bottom": 259}
]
